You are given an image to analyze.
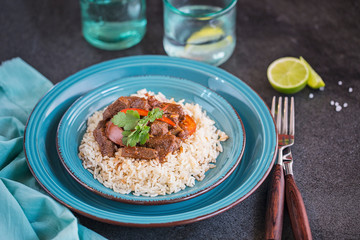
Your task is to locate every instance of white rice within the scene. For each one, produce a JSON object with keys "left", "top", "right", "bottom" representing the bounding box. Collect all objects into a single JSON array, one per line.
[{"left": 78, "top": 89, "right": 228, "bottom": 197}]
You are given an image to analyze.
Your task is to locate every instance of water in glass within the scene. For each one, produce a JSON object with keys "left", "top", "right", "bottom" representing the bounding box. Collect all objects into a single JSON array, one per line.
[
  {"left": 163, "top": 4, "right": 236, "bottom": 66},
  {"left": 81, "top": 0, "right": 146, "bottom": 50}
]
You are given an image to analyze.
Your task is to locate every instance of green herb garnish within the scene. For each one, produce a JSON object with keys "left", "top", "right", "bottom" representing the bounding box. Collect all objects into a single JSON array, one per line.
[
  {"left": 111, "top": 108, "right": 163, "bottom": 147},
  {"left": 111, "top": 110, "right": 140, "bottom": 130}
]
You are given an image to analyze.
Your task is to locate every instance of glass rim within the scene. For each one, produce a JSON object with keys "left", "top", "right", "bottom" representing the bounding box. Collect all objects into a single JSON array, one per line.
[{"left": 163, "top": 0, "right": 237, "bottom": 18}]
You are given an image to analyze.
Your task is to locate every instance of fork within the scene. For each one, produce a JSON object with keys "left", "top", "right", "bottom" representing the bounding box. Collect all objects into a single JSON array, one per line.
[{"left": 265, "top": 96, "right": 312, "bottom": 240}]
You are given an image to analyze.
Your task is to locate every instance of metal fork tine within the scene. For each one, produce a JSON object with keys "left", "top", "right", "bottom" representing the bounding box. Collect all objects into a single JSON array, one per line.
[
  {"left": 276, "top": 97, "right": 282, "bottom": 134},
  {"left": 289, "top": 97, "right": 295, "bottom": 136},
  {"left": 271, "top": 96, "right": 276, "bottom": 118},
  {"left": 283, "top": 97, "right": 288, "bottom": 134}
]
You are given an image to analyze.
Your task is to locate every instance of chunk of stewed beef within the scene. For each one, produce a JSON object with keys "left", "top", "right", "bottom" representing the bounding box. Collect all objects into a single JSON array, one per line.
[
  {"left": 170, "top": 125, "right": 183, "bottom": 136},
  {"left": 177, "top": 129, "right": 189, "bottom": 139},
  {"left": 147, "top": 95, "right": 161, "bottom": 108},
  {"left": 93, "top": 120, "right": 116, "bottom": 157},
  {"left": 102, "top": 96, "right": 150, "bottom": 121},
  {"left": 127, "top": 96, "right": 151, "bottom": 110},
  {"left": 121, "top": 146, "right": 158, "bottom": 160},
  {"left": 159, "top": 103, "right": 185, "bottom": 124},
  {"left": 166, "top": 113, "right": 179, "bottom": 125},
  {"left": 150, "top": 120, "right": 169, "bottom": 136},
  {"left": 161, "top": 103, "right": 185, "bottom": 118},
  {"left": 147, "top": 134, "right": 181, "bottom": 160},
  {"left": 102, "top": 96, "right": 130, "bottom": 120}
]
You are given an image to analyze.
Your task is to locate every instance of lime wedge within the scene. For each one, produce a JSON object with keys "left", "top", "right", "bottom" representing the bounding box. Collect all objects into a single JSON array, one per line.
[
  {"left": 299, "top": 56, "right": 325, "bottom": 89},
  {"left": 186, "top": 26, "right": 225, "bottom": 45},
  {"left": 267, "top": 57, "right": 309, "bottom": 94}
]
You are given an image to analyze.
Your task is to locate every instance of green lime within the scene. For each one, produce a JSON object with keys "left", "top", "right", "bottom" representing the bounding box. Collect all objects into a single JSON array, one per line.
[
  {"left": 185, "top": 35, "right": 233, "bottom": 54},
  {"left": 184, "top": 26, "right": 233, "bottom": 55},
  {"left": 267, "top": 57, "right": 309, "bottom": 94},
  {"left": 299, "top": 57, "right": 325, "bottom": 89},
  {"left": 186, "top": 26, "right": 225, "bottom": 45}
]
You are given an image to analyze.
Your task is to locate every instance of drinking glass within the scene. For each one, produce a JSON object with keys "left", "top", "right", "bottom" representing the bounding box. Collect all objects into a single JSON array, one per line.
[
  {"left": 163, "top": 0, "right": 237, "bottom": 66},
  {"left": 80, "top": 0, "right": 146, "bottom": 50}
]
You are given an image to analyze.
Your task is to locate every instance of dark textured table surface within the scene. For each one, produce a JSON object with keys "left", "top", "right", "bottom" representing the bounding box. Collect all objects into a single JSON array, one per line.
[{"left": 2, "top": 0, "right": 360, "bottom": 239}]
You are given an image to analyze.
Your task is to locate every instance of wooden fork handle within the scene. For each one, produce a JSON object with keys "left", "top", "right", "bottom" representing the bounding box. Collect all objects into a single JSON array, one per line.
[
  {"left": 285, "top": 174, "right": 312, "bottom": 240},
  {"left": 265, "top": 164, "right": 285, "bottom": 240}
]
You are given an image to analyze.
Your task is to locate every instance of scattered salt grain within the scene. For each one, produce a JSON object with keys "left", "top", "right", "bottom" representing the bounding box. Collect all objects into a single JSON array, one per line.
[
  {"left": 349, "top": 87, "right": 353, "bottom": 93},
  {"left": 338, "top": 81, "right": 343, "bottom": 86},
  {"left": 343, "top": 103, "right": 348, "bottom": 108},
  {"left": 336, "top": 105, "right": 342, "bottom": 112},
  {"left": 309, "top": 93, "right": 314, "bottom": 99},
  {"left": 319, "top": 87, "right": 325, "bottom": 91},
  {"left": 330, "top": 100, "right": 334, "bottom": 106},
  {"left": 335, "top": 102, "right": 339, "bottom": 106}
]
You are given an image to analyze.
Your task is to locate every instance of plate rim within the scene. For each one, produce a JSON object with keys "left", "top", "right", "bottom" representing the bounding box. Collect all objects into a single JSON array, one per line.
[
  {"left": 24, "top": 55, "right": 277, "bottom": 227},
  {"left": 56, "top": 75, "right": 246, "bottom": 205}
]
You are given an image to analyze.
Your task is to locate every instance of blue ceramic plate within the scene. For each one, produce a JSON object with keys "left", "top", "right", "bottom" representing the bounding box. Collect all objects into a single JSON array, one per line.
[
  {"left": 24, "top": 56, "right": 277, "bottom": 226},
  {"left": 57, "top": 76, "right": 245, "bottom": 204}
]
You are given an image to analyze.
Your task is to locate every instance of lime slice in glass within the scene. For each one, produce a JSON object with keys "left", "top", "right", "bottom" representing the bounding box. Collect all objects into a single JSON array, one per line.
[
  {"left": 185, "top": 35, "right": 233, "bottom": 54},
  {"left": 300, "top": 57, "right": 325, "bottom": 89},
  {"left": 186, "top": 26, "right": 225, "bottom": 45},
  {"left": 267, "top": 57, "right": 309, "bottom": 94}
]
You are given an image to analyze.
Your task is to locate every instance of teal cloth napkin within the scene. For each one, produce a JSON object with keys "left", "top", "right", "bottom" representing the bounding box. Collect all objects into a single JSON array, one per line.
[{"left": 0, "top": 58, "right": 106, "bottom": 240}]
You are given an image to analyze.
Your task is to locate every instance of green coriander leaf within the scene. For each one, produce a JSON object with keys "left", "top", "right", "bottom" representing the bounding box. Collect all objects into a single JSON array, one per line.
[
  {"left": 126, "top": 110, "right": 140, "bottom": 119},
  {"left": 111, "top": 110, "right": 140, "bottom": 130},
  {"left": 111, "top": 112, "right": 126, "bottom": 126},
  {"left": 127, "top": 132, "right": 139, "bottom": 147},
  {"left": 148, "top": 108, "right": 163, "bottom": 122},
  {"left": 117, "top": 108, "right": 163, "bottom": 147},
  {"left": 122, "top": 130, "right": 132, "bottom": 137},
  {"left": 129, "top": 128, "right": 137, "bottom": 135},
  {"left": 143, "top": 125, "right": 150, "bottom": 132},
  {"left": 123, "top": 110, "right": 140, "bottom": 130},
  {"left": 154, "top": 108, "right": 163, "bottom": 118},
  {"left": 122, "top": 136, "right": 128, "bottom": 145},
  {"left": 138, "top": 117, "right": 148, "bottom": 127},
  {"left": 139, "top": 131, "right": 149, "bottom": 145},
  {"left": 138, "top": 126, "right": 150, "bottom": 145}
]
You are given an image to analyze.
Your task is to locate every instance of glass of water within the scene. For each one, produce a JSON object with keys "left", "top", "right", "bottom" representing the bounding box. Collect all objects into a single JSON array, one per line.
[
  {"left": 80, "top": 0, "right": 146, "bottom": 50},
  {"left": 163, "top": 0, "right": 237, "bottom": 66}
]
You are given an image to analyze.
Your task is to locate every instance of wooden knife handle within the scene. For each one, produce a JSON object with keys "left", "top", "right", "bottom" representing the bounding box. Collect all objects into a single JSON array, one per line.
[
  {"left": 265, "top": 164, "right": 285, "bottom": 240},
  {"left": 285, "top": 174, "right": 312, "bottom": 240}
]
